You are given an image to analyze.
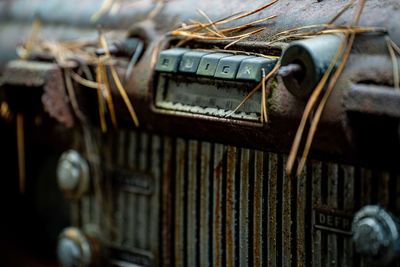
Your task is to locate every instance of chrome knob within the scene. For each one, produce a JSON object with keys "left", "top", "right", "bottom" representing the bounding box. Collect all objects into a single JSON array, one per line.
[
  {"left": 57, "top": 150, "right": 89, "bottom": 199},
  {"left": 57, "top": 227, "right": 92, "bottom": 267},
  {"left": 352, "top": 205, "right": 400, "bottom": 264}
]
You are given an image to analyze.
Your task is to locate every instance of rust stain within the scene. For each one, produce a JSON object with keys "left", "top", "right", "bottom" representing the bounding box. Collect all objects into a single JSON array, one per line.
[
  {"left": 283, "top": 157, "right": 292, "bottom": 266},
  {"left": 225, "top": 147, "right": 236, "bottom": 267},
  {"left": 268, "top": 154, "right": 277, "bottom": 267},
  {"left": 213, "top": 147, "right": 225, "bottom": 267},
  {"left": 253, "top": 152, "right": 263, "bottom": 266}
]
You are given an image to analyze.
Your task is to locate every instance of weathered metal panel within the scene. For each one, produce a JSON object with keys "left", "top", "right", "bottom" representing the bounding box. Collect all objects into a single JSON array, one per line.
[{"left": 72, "top": 131, "right": 400, "bottom": 266}]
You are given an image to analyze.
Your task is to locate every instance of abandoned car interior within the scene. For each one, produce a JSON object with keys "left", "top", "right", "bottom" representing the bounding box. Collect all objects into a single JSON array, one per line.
[{"left": 0, "top": 0, "right": 400, "bottom": 266}]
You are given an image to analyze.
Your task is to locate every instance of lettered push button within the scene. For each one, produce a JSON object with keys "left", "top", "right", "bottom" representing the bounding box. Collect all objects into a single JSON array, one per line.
[
  {"left": 155, "top": 48, "right": 189, "bottom": 73},
  {"left": 237, "top": 57, "right": 278, "bottom": 82},
  {"left": 197, "top": 53, "right": 232, "bottom": 77},
  {"left": 214, "top": 55, "right": 254, "bottom": 80},
  {"left": 179, "top": 51, "right": 209, "bottom": 73}
]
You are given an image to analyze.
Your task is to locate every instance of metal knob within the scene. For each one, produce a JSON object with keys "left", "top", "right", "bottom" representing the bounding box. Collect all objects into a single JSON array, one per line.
[
  {"left": 57, "top": 227, "right": 92, "bottom": 267},
  {"left": 352, "top": 205, "right": 400, "bottom": 264},
  {"left": 280, "top": 34, "right": 344, "bottom": 99},
  {"left": 57, "top": 150, "right": 89, "bottom": 199}
]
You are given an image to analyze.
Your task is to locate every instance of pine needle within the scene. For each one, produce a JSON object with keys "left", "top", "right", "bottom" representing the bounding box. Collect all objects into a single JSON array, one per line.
[
  {"left": 96, "top": 64, "right": 108, "bottom": 133},
  {"left": 19, "top": 17, "right": 41, "bottom": 60},
  {"left": 91, "top": 0, "right": 114, "bottom": 22},
  {"left": 98, "top": 32, "right": 118, "bottom": 129},
  {"left": 224, "top": 28, "right": 267, "bottom": 49},
  {"left": 197, "top": 8, "right": 225, "bottom": 38},
  {"left": 100, "top": 64, "right": 118, "bottom": 128},
  {"left": 328, "top": 0, "right": 356, "bottom": 24},
  {"left": 220, "top": 15, "right": 277, "bottom": 35},
  {"left": 226, "top": 83, "right": 262, "bottom": 117},
  {"left": 285, "top": 37, "right": 346, "bottom": 175},
  {"left": 288, "top": 0, "right": 366, "bottom": 176},
  {"left": 109, "top": 66, "right": 140, "bottom": 127},
  {"left": 171, "top": 0, "right": 279, "bottom": 46},
  {"left": 226, "top": 62, "right": 280, "bottom": 121},
  {"left": 99, "top": 31, "right": 139, "bottom": 127},
  {"left": 70, "top": 71, "right": 100, "bottom": 89},
  {"left": 296, "top": 34, "right": 355, "bottom": 176},
  {"left": 64, "top": 69, "right": 87, "bottom": 122}
]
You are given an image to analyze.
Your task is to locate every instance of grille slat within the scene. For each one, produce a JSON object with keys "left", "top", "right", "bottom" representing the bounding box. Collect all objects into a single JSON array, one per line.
[
  {"left": 187, "top": 140, "right": 198, "bottom": 267},
  {"left": 126, "top": 132, "right": 137, "bottom": 248},
  {"left": 297, "top": 165, "right": 307, "bottom": 267},
  {"left": 343, "top": 166, "right": 355, "bottom": 267},
  {"left": 253, "top": 151, "right": 264, "bottom": 267},
  {"left": 282, "top": 156, "right": 293, "bottom": 267},
  {"left": 239, "top": 149, "right": 250, "bottom": 267},
  {"left": 78, "top": 132, "right": 400, "bottom": 266},
  {"left": 213, "top": 144, "right": 224, "bottom": 267},
  {"left": 174, "top": 138, "right": 186, "bottom": 266},
  {"left": 199, "top": 142, "right": 211, "bottom": 267},
  {"left": 268, "top": 153, "right": 278, "bottom": 267},
  {"left": 225, "top": 147, "right": 237, "bottom": 267},
  {"left": 137, "top": 133, "right": 150, "bottom": 249},
  {"left": 312, "top": 162, "right": 322, "bottom": 267},
  {"left": 327, "top": 164, "right": 339, "bottom": 267},
  {"left": 150, "top": 135, "right": 161, "bottom": 265}
]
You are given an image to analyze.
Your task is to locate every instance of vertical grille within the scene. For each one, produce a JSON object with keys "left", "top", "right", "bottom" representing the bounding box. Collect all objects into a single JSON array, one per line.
[{"left": 77, "top": 131, "right": 400, "bottom": 267}]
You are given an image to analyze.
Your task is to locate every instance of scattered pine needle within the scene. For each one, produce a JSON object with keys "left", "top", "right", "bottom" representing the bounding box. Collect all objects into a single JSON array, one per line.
[
  {"left": 197, "top": 8, "right": 225, "bottom": 38},
  {"left": 64, "top": 69, "right": 87, "bottom": 122},
  {"left": 98, "top": 32, "right": 118, "bottom": 129},
  {"left": 19, "top": 17, "right": 41, "bottom": 60},
  {"left": 171, "top": 0, "right": 279, "bottom": 48},
  {"left": 261, "top": 68, "right": 268, "bottom": 123},
  {"left": 286, "top": 0, "right": 366, "bottom": 177},
  {"left": 328, "top": 0, "right": 356, "bottom": 24},
  {"left": 224, "top": 28, "right": 267, "bottom": 49},
  {"left": 226, "top": 62, "right": 280, "bottom": 122},
  {"left": 96, "top": 64, "right": 108, "bottom": 133}
]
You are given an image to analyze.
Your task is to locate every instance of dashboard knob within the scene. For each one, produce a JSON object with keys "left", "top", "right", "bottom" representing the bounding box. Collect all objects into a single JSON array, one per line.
[
  {"left": 280, "top": 34, "right": 343, "bottom": 99},
  {"left": 57, "top": 150, "right": 89, "bottom": 199},
  {"left": 352, "top": 205, "right": 400, "bottom": 264},
  {"left": 57, "top": 227, "right": 92, "bottom": 267}
]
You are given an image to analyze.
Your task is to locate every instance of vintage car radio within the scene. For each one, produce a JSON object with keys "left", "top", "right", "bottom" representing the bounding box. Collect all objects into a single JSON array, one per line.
[{"left": 1, "top": 0, "right": 400, "bottom": 267}]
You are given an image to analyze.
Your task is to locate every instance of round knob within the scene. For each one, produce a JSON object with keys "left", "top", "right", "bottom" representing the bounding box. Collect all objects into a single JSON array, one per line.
[
  {"left": 57, "top": 227, "right": 92, "bottom": 267},
  {"left": 280, "top": 34, "right": 344, "bottom": 99},
  {"left": 57, "top": 150, "right": 89, "bottom": 199},
  {"left": 352, "top": 205, "right": 400, "bottom": 264}
]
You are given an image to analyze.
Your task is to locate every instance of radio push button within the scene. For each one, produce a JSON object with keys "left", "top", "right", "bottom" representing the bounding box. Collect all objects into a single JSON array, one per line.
[
  {"left": 214, "top": 55, "right": 254, "bottom": 80},
  {"left": 155, "top": 48, "right": 189, "bottom": 73},
  {"left": 196, "top": 52, "right": 232, "bottom": 76},
  {"left": 179, "top": 50, "right": 209, "bottom": 73},
  {"left": 237, "top": 57, "right": 277, "bottom": 82}
]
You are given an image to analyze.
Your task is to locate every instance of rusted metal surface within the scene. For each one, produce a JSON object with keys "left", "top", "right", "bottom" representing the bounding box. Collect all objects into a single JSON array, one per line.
[
  {"left": 239, "top": 149, "right": 249, "bottom": 267},
  {"left": 0, "top": 60, "right": 74, "bottom": 127},
  {"left": 268, "top": 153, "right": 278, "bottom": 266},
  {"left": 225, "top": 146, "right": 236, "bottom": 267},
  {"left": 0, "top": 1, "right": 399, "bottom": 166},
  {"left": 3, "top": 0, "right": 400, "bottom": 266},
  {"left": 65, "top": 129, "right": 400, "bottom": 266},
  {"left": 344, "top": 84, "right": 400, "bottom": 118}
]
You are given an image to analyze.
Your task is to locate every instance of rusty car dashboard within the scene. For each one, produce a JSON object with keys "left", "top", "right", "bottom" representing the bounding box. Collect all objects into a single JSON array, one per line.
[{"left": 1, "top": 0, "right": 400, "bottom": 266}]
